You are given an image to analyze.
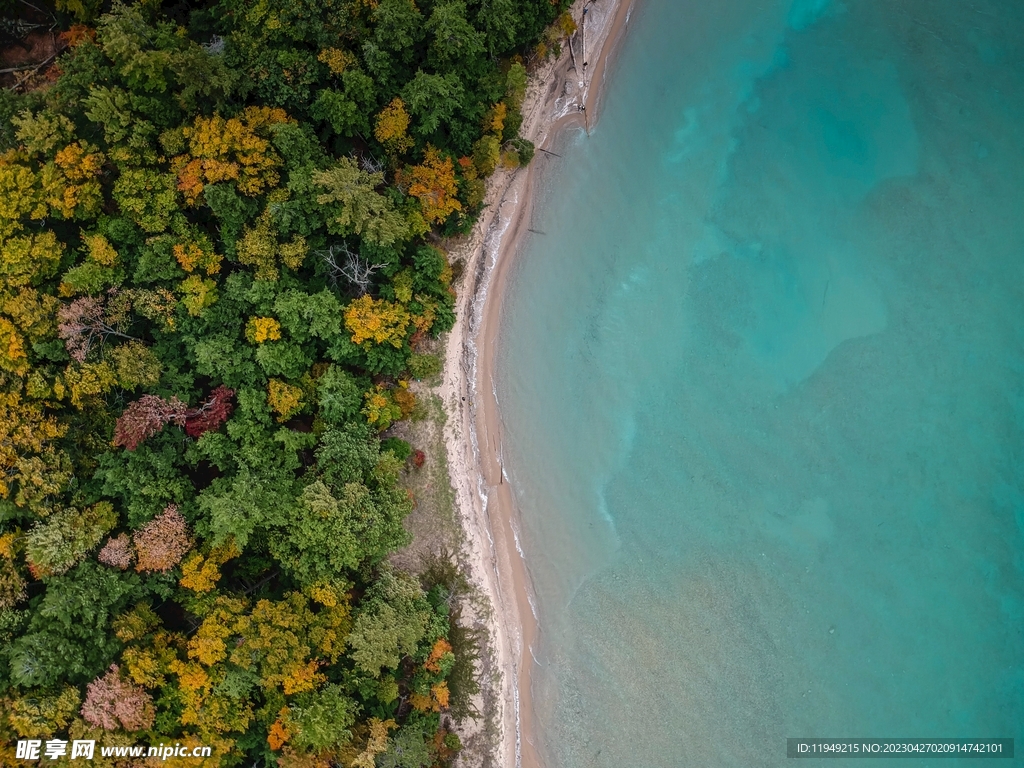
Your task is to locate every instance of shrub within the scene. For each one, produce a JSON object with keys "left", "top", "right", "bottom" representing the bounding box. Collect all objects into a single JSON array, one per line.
[
  {"left": 381, "top": 437, "right": 413, "bottom": 462},
  {"left": 408, "top": 353, "right": 442, "bottom": 380}
]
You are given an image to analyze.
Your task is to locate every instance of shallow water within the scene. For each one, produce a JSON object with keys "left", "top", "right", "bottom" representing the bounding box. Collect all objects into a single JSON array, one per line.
[{"left": 495, "top": 0, "right": 1024, "bottom": 765}]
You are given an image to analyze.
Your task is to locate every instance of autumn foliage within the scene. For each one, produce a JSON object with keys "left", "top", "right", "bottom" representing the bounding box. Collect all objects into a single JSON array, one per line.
[
  {"left": 113, "top": 387, "right": 234, "bottom": 449},
  {"left": 183, "top": 386, "right": 235, "bottom": 438},
  {"left": 424, "top": 638, "right": 453, "bottom": 673},
  {"left": 98, "top": 533, "right": 133, "bottom": 570},
  {"left": 245, "top": 316, "right": 282, "bottom": 343},
  {"left": 133, "top": 505, "right": 193, "bottom": 573},
  {"left": 0, "top": 0, "right": 566, "bottom": 761},
  {"left": 173, "top": 107, "right": 292, "bottom": 205},
  {"left": 374, "top": 98, "right": 414, "bottom": 155},
  {"left": 268, "top": 379, "right": 304, "bottom": 422},
  {"left": 80, "top": 665, "right": 155, "bottom": 731},
  {"left": 344, "top": 295, "right": 411, "bottom": 348},
  {"left": 113, "top": 395, "right": 188, "bottom": 450},
  {"left": 57, "top": 296, "right": 129, "bottom": 363},
  {"left": 404, "top": 147, "right": 462, "bottom": 224}
]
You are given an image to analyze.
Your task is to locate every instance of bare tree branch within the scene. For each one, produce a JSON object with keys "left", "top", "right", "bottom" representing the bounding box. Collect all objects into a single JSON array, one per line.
[
  {"left": 317, "top": 243, "right": 386, "bottom": 296},
  {"left": 0, "top": 51, "right": 56, "bottom": 75},
  {"left": 355, "top": 152, "right": 385, "bottom": 176}
]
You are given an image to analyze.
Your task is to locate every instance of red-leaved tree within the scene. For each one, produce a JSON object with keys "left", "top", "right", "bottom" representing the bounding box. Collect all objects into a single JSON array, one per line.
[
  {"left": 112, "top": 395, "right": 188, "bottom": 450},
  {"left": 184, "top": 385, "right": 235, "bottom": 438},
  {"left": 81, "top": 664, "right": 155, "bottom": 731},
  {"left": 114, "top": 388, "right": 234, "bottom": 451}
]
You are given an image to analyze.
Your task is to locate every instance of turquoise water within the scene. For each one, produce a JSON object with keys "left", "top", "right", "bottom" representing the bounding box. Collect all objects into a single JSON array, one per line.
[{"left": 495, "top": 0, "right": 1024, "bottom": 764}]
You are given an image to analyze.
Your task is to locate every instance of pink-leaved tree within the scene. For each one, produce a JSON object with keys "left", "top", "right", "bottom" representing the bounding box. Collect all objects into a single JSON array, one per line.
[
  {"left": 57, "top": 297, "right": 136, "bottom": 363},
  {"left": 97, "top": 533, "right": 133, "bottom": 570},
  {"left": 112, "top": 395, "right": 188, "bottom": 450},
  {"left": 133, "top": 504, "right": 192, "bottom": 573},
  {"left": 81, "top": 664, "right": 155, "bottom": 731}
]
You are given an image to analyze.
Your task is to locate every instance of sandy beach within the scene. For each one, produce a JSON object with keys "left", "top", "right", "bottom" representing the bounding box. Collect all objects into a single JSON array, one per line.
[{"left": 440, "top": 1, "right": 636, "bottom": 765}]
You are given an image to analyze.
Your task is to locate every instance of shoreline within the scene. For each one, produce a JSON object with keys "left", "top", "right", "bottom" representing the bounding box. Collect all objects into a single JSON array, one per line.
[{"left": 440, "top": 1, "right": 636, "bottom": 766}]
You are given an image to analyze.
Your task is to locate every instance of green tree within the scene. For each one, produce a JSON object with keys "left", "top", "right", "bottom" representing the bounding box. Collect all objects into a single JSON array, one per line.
[
  {"left": 7, "top": 562, "right": 141, "bottom": 688},
  {"left": 378, "top": 722, "right": 434, "bottom": 768},
  {"left": 97, "top": 437, "right": 193, "bottom": 528},
  {"left": 288, "top": 684, "right": 358, "bottom": 751},
  {"left": 25, "top": 502, "right": 118, "bottom": 578},
  {"left": 202, "top": 466, "right": 299, "bottom": 549},
  {"left": 313, "top": 158, "right": 410, "bottom": 246},
  {"left": 315, "top": 423, "right": 380, "bottom": 488},
  {"left": 426, "top": 1, "right": 485, "bottom": 64},
  {"left": 271, "top": 477, "right": 409, "bottom": 584},
  {"left": 477, "top": 0, "right": 520, "bottom": 54},
  {"left": 364, "top": 0, "right": 424, "bottom": 86},
  {"left": 273, "top": 289, "right": 344, "bottom": 344},
  {"left": 348, "top": 568, "right": 430, "bottom": 677},
  {"left": 310, "top": 69, "right": 377, "bottom": 138},
  {"left": 316, "top": 365, "right": 362, "bottom": 424},
  {"left": 402, "top": 72, "right": 466, "bottom": 139}
]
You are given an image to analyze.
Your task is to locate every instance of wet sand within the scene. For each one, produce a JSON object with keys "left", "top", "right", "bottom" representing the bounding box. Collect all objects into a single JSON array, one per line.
[{"left": 440, "top": 1, "right": 637, "bottom": 765}]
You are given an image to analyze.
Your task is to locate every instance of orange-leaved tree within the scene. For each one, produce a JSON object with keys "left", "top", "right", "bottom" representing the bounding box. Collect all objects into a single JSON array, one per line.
[
  {"left": 133, "top": 504, "right": 193, "bottom": 572},
  {"left": 404, "top": 147, "right": 462, "bottom": 224}
]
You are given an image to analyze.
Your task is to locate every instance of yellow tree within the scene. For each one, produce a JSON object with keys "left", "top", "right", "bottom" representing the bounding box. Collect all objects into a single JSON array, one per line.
[
  {"left": 245, "top": 317, "right": 282, "bottom": 343},
  {"left": 0, "top": 532, "right": 27, "bottom": 610},
  {"left": 0, "top": 391, "right": 69, "bottom": 507},
  {"left": 0, "top": 317, "right": 30, "bottom": 376},
  {"left": 40, "top": 142, "right": 106, "bottom": 220},
  {"left": 178, "top": 275, "right": 219, "bottom": 317},
  {"left": 1, "top": 231, "right": 64, "bottom": 288},
  {"left": 374, "top": 98, "right": 413, "bottom": 155},
  {"left": 170, "top": 591, "right": 351, "bottom": 740},
  {"left": 0, "top": 150, "right": 47, "bottom": 240},
  {"left": 344, "top": 295, "right": 410, "bottom": 348},
  {"left": 361, "top": 384, "right": 404, "bottom": 431},
  {"left": 317, "top": 47, "right": 356, "bottom": 76},
  {"left": 483, "top": 102, "right": 506, "bottom": 139},
  {"left": 172, "top": 107, "right": 292, "bottom": 205},
  {"left": 61, "top": 360, "right": 119, "bottom": 409},
  {"left": 0, "top": 231, "right": 61, "bottom": 379},
  {"left": 236, "top": 207, "right": 308, "bottom": 281},
  {"left": 347, "top": 718, "right": 396, "bottom": 768},
  {"left": 405, "top": 147, "right": 462, "bottom": 224},
  {"left": 173, "top": 239, "right": 222, "bottom": 276},
  {"left": 267, "top": 379, "right": 304, "bottom": 422},
  {"left": 179, "top": 539, "right": 241, "bottom": 593}
]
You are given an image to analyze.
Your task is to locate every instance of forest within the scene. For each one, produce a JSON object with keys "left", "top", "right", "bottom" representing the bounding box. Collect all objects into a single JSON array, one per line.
[{"left": 0, "top": 0, "right": 571, "bottom": 764}]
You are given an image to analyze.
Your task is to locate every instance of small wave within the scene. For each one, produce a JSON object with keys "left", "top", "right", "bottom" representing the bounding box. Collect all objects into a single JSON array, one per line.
[
  {"left": 511, "top": 666, "right": 522, "bottom": 768},
  {"left": 529, "top": 644, "right": 544, "bottom": 666},
  {"left": 510, "top": 521, "right": 540, "bottom": 621}
]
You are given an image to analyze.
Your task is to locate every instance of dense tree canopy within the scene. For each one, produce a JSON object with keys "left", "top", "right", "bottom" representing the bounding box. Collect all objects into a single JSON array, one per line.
[{"left": 0, "top": 0, "right": 572, "bottom": 764}]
